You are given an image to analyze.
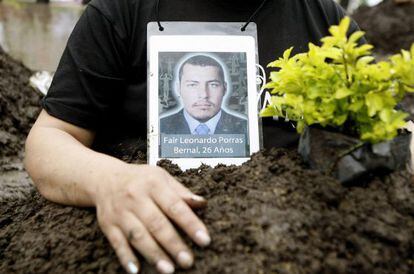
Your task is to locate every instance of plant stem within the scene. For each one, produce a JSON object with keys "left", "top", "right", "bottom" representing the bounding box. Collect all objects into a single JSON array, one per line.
[
  {"left": 342, "top": 50, "right": 351, "bottom": 88},
  {"left": 402, "top": 82, "right": 414, "bottom": 90},
  {"left": 329, "top": 141, "right": 365, "bottom": 174}
]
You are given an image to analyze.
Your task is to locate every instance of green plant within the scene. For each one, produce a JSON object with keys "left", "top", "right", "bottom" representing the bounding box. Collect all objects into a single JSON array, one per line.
[{"left": 261, "top": 17, "right": 414, "bottom": 143}]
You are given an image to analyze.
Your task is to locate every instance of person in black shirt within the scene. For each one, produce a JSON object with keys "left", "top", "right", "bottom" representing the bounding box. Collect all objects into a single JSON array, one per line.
[{"left": 25, "top": 0, "right": 363, "bottom": 273}]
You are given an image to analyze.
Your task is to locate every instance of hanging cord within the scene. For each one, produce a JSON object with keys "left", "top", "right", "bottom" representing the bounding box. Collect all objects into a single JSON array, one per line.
[
  {"left": 155, "top": 0, "right": 269, "bottom": 32},
  {"left": 156, "top": 0, "right": 164, "bottom": 31},
  {"left": 241, "top": 0, "right": 269, "bottom": 31}
]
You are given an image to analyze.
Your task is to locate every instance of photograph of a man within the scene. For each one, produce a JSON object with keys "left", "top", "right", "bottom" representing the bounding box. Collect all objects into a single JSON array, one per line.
[{"left": 160, "top": 54, "right": 248, "bottom": 135}]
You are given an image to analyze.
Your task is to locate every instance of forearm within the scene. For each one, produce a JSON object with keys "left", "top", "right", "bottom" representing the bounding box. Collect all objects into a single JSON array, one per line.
[
  {"left": 24, "top": 112, "right": 211, "bottom": 273},
  {"left": 25, "top": 125, "right": 130, "bottom": 207}
]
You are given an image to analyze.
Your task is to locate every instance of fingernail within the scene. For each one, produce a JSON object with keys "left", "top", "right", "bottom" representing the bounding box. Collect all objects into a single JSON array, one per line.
[
  {"left": 195, "top": 230, "right": 211, "bottom": 246},
  {"left": 156, "top": 260, "right": 175, "bottom": 274},
  {"left": 127, "top": 261, "right": 139, "bottom": 274},
  {"left": 177, "top": 251, "right": 193, "bottom": 268},
  {"left": 191, "top": 195, "right": 206, "bottom": 202}
]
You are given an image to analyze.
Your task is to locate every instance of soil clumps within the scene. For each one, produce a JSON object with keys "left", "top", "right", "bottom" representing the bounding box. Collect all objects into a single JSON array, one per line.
[
  {"left": 1, "top": 145, "right": 414, "bottom": 274},
  {"left": 0, "top": 46, "right": 42, "bottom": 161},
  {"left": 0, "top": 47, "right": 41, "bottom": 204},
  {"left": 353, "top": 0, "right": 414, "bottom": 55}
]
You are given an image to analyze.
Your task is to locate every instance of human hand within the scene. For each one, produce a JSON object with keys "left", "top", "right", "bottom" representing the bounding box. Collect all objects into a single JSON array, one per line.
[{"left": 94, "top": 164, "right": 210, "bottom": 274}]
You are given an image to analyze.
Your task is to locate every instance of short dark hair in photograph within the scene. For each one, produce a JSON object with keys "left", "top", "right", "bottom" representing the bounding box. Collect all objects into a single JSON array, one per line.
[{"left": 178, "top": 55, "right": 225, "bottom": 83}]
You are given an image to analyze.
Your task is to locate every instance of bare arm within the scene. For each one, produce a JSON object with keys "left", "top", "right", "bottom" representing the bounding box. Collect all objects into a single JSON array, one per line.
[
  {"left": 25, "top": 110, "right": 119, "bottom": 206},
  {"left": 25, "top": 110, "right": 211, "bottom": 274}
]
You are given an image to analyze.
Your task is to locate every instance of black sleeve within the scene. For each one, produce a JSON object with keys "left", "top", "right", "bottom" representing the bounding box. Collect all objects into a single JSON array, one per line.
[{"left": 42, "top": 4, "right": 128, "bottom": 129}]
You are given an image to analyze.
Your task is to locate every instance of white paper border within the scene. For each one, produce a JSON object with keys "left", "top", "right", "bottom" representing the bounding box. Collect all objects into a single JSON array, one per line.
[{"left": 148, "top": 35, "right": 260, "bottom": 170}]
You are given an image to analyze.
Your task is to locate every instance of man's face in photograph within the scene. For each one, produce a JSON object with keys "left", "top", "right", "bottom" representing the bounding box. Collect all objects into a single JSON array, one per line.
[{"left": 179, "top": 63, "right": 226, "bottom": 122}]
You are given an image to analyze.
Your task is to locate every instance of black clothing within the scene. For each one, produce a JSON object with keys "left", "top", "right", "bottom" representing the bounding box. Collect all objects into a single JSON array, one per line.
[
  {"left": 42, "top": 0, "right": 362, "bottom": 149},
  {"left": 160, "top": 110, "right": 248, "bottom": 135}
]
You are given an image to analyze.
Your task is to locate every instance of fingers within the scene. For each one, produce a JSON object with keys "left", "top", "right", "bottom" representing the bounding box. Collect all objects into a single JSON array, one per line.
[
  {"left": 105, "top": 226, "right": 140, "bottom": 274},
  {"left": 130, "top": 201, "right": 195, "bottom": 270},
  {"left": 97, "top": 166, "right": 210, "bottom": 274},
  {"left": 167, "top": 175, "right": 207, "bottom": 209},
  {"left": 121, "top": 212, "right": 178, "bottom": 274},
  {"left": 150, "top": 183, "right": 211, "bottom": 247}
]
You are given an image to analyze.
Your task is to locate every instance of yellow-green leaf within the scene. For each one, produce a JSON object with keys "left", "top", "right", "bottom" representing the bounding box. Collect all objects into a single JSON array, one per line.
[
  {"left": 335, "top": 88, "right": 353, "bottom": 99},
  {"left": 366, "top": 93, "right": 384, "bottom": 117},
  {"left": 349, "top": 100, "right": 364, "bottom": 112},
  {"left": 283, "top": 47, "right": 294, "bottom": 60},
  {"left": 379, "top": 109, "right": 392, "bottom": 123},
  {"left": 349, "top": 31, "right": 365, "bottom": 44},
  {"left": 333, "top": 16, "right": 350, "bottom": 38},
  {"left": 260, "top": 106, "right": 277, "bottom": 117}
]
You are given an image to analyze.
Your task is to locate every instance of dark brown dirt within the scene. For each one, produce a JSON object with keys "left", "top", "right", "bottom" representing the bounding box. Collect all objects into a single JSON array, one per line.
[
  {"left": 353, "top": 0, "right": 414, "bottom": 55},
  {"left": 0, "top": 46, "right": 42, "bottom": 161},
  {"left": 1, "top": 145, "right": 414, "bottom": 274}
]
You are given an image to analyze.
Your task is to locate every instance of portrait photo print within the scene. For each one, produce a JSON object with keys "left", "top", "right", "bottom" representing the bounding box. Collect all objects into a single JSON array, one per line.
[
  {"left": 159, "top": 52, "right": 249, "bottom": 158},
  {"left": 147, "top": 34, "right": 260, "bottom": 169}
]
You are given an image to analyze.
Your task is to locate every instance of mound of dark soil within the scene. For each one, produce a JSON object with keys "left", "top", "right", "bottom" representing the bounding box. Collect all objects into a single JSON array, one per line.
[
  {"left": 353, "top": 0, "right": 414, "bottom": 54},
  {"left": 0, "top": 47, "right": 42, "bottom": 160},
  {"left": 1, "top": 147, "right": 414, "bottom": 274}
]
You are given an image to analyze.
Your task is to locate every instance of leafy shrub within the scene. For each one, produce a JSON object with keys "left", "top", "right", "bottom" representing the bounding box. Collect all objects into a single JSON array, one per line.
[{"left": 261, "top": 17, "right": 414, "bottom": 143}]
